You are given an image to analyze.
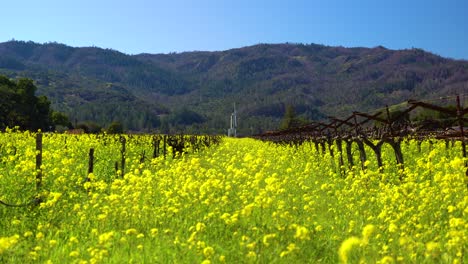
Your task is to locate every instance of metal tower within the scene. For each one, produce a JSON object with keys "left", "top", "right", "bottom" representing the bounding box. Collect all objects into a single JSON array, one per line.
[{"left": 228, "top": 103, "right": 237, "bottom": 137}]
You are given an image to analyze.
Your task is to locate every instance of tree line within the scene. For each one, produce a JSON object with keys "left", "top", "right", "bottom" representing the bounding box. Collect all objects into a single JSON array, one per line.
[{"left": 0, "top": 75, "right": 212, "bottom": 134}]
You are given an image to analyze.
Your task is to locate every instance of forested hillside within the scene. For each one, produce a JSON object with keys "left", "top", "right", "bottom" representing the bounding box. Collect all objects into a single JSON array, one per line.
[{"left": 1, "top": 40, "right": 467, "bottom": 134}]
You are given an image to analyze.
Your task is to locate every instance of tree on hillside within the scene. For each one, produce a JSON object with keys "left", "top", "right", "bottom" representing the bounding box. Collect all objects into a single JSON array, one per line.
[
  {"left": 107, "top": 121, "right": 124, "bottom": 134},
  {"left": 51, "top": 111, "right": 72, "bottom": 129},
  {"left": 0, "top": 75, "right": 67, "bottom": 131},
  {"left": 279, "top": 105, "right": 305, "bottom": 130}
]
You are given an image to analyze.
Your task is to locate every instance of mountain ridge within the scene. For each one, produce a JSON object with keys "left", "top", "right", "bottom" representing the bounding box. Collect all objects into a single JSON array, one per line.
[{"left": 0, "top": 40, "right": 467, "bottom": 134}]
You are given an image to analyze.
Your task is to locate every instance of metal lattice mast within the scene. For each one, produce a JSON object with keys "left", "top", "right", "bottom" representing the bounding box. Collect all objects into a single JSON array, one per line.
[{"left": 228, "top": 103, "right": 237, "bottom": 137}]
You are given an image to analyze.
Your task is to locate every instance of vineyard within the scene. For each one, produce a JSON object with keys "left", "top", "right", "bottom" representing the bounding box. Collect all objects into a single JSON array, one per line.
[
  {"left": 0, "top": 126, "right": 466, "bottom": 263},
  {"left": 255, "top": 96, "right": 468, "bottom": 178}
]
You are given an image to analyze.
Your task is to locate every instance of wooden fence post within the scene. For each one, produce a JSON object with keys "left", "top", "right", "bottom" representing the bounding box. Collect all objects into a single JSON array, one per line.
[
  {"left": 153, "top": 136, "right": 160, "bottom": 158},
  {"left": 36, "top": 133, "right": 43, "bottom": 190},
  {"left": 120, "top": 136, "right": 126, "bottom": 177},
  {"left": 86, "top": 148, "right": 94, "bottom": 182},
  {"left": 163, "top": 135, "right": 167, "bottom": 159},
  {"left": 140, "top": 150, "right": 145, "bottom": 164}
]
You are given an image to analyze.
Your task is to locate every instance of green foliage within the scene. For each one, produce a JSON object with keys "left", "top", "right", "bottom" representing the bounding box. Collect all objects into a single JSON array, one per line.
[
  {"left": 107, "top": 121, "right": 124, "bottom": 134},
  {"left": 76, "top": 122, "right": 102, "bottom": 134},
  {"left": 51, "top": 111, "right": 72, "bottom": 129},
  {"left": 280, "top": 105, "right": 307, "bottom": 130},
  {"left": 0, "top": 75, "right": 59, "bottom": 131},
  {"left": 169, "top": 108, "right": 205, "bottom": 126},
  {"left": 410, "top": 105, "right": 460, "bottom": 129}
]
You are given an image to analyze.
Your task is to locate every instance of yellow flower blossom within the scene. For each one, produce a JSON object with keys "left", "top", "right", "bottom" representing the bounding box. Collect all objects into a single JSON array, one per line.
[
  {"left": 339, "top": 237, "right": 361, "bottom": 263},
  {"left": 280, "top": 243, "right": 298, "bottom": 257},
  {"left": 203, "top": 246, "right": 214, "bottom": 258},
  {"left": 0, "top": 235, "right": 20, "bottom": 254},
  {"left": 294, "top": 225, "right": 310, "bottom": 240},
  {"left": 98, "top": 231, "right": 114, "bottom": 245},
  {"left": 125, "top": 228, "right": 138, "bottom": 235},
  {"left": 425, "top": 241, "right": 440, "bottom": 258},
  {"left": 0, "top": 133, "right": 467, "bottom": 262},
  {"left": 262, "top": 233, "right": 277, "bottom": 247},
  {"left": 379, "top": 256, "right": 394, "bottom": 264},
  {"left": 362, "top": 224, "right": 375, "bottom": 244},
  {"left": 247, "top": 251, "right": 257, "bottom": 259},
  {"left": 36, "top": 232, "right": 44, "bottom": 240}
]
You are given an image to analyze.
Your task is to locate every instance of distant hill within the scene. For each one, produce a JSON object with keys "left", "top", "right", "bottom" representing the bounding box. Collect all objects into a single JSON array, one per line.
[{"left": 1, "top": 40, "right": 467, "bottom": 134}]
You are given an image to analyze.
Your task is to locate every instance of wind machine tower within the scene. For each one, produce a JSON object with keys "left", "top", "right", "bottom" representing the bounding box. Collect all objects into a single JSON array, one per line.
[{"left": 228, "top": 103, "right": 237, "bottom": 137}]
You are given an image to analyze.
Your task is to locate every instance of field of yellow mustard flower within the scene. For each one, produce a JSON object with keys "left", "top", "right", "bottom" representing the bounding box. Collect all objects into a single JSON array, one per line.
[{"left": 0, "top": 130, "right": 467, "bottom": 263}]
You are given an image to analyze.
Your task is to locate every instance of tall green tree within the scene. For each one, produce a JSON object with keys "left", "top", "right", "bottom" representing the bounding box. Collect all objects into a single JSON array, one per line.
[
  {"left": 0, "top": 75, "right": 66, "bottom": 131},
  {"left": 279, "top": 105, "right": 305, "bottom": 130},
  {"left": 51, "top": 111, "right": 72, "bottom": 129}
]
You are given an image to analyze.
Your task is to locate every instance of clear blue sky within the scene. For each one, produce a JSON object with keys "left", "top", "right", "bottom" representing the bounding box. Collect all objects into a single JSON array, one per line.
[{"left": 1, "top": 0, "right": 467, "bottom": 59}]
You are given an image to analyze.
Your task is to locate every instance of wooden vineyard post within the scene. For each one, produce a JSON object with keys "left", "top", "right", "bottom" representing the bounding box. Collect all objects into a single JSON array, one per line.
[
  {"left": 152, "top": 136, "right": 160, "bottom": 158},
  {"left": 140, "top": 150, "right": 145, "bottom": 164},
  {"left": 35, "top": 133, "right": 43, "bottom": 190},
  {"left": 86, "top": 148, "right": 94, "bottom": 182},
  {"left": 120, "top": 136, "right": 126, "bottom": 177},
  {"left": 163, "top": 135, "right": 167, "bottom": 159}
]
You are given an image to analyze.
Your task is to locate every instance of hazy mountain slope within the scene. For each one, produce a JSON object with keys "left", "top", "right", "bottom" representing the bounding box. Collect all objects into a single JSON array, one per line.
[{"left": 1, "top": 40, "right": 467, "bottom": 134}]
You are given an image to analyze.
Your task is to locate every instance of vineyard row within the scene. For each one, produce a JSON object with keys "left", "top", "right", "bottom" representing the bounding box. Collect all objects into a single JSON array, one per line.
[
  {"left": 253, "top": 95, "right": 468, "bottom": 176},
  {"left": 0, "top": 133, "right": 222, "bottom": 207}
]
